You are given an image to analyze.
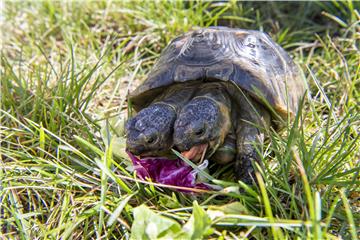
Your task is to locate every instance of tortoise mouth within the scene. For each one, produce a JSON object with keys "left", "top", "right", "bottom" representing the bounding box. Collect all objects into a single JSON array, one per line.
[
  {"left": 180, "top": 143, "right": 208, "bottom": 163},
  {"left": 126, "top": 146, "right": 169, "bottom": 158},
  {"left": 138, "top": 148, "right": 172, "bottom": 158}
]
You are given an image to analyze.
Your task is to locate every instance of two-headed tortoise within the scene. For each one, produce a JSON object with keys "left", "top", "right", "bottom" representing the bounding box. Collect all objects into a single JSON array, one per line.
[{"left": 126, "top": 27, "right": 305, "bottom": 182}]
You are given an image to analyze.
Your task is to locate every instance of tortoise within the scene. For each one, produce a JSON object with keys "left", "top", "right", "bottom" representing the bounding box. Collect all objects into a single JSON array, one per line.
[{"left": 126, "top": 27, "right": 305, "bottom": 182}]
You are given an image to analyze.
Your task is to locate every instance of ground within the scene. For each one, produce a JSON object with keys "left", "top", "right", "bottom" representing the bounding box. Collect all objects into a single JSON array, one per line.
[{"left": 1, "top": 1, "right": 359, "bottom": 239}]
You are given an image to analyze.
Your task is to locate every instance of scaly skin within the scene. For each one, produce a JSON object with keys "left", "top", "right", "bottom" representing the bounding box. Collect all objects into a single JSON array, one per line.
[
  {"left": 126, "top": 84, "right": 197, "bottom": 156},
  {"left": 174, "top": 82, "right": 271, "bottom": 184},
  {"left": 173, "top": 82, "right": 232, "bottom": 161},
  {"left": 231, "top": 89, "right": 270, "bottom": 184}
]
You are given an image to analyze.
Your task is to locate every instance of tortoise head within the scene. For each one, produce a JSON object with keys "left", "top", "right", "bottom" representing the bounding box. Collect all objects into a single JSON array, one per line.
[
  {"left": 126, "top": 103, "right": 176, "bottom": 156},
  {"left": 173, "top": 97, "right": 231, "bottom": 162}
]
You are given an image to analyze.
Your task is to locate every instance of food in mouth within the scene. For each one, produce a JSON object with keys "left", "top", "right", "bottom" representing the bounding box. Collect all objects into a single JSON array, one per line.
[
  {"left": 181, "top": 143, "right": 208, "bottom": 162},
  {"left": 127, "top": 151, "right": 210, "bottom": 191}
]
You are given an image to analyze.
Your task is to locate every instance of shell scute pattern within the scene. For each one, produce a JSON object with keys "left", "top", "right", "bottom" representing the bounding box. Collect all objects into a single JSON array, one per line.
[
  {"left": 176, "top": 29, "right": 234, "bottom": 66},
  {"left": 129, "top": 27, "right": 305, "bottom": 118}
]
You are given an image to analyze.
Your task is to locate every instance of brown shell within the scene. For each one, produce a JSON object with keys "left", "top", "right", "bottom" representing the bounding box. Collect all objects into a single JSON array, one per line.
[{"left": 129, "top": 27, "right": 305, "bottom": 118}]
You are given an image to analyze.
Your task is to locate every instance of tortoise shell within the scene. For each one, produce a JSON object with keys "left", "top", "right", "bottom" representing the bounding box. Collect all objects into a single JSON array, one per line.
[{"left": 129, "top": 27, "right": 305, "bottom": 118}]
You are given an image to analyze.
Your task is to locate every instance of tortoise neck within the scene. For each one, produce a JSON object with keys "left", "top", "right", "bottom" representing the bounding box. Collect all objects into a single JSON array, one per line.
[
  {"left": 191, "top": 95, "right": 220, "bottom": 105},
  {"left": 153, "top": 102, "right": 177, "bottom": 112}
]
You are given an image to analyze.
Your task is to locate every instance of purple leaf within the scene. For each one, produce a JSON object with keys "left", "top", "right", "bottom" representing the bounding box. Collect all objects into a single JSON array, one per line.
[{"left": 127, "top": 151, "right": 210, "bottom": 191}]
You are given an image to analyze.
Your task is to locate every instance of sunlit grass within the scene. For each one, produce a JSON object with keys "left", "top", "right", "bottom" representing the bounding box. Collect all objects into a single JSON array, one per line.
[{"left": 1, "top": 1, "right": 359, "bottom": 239}]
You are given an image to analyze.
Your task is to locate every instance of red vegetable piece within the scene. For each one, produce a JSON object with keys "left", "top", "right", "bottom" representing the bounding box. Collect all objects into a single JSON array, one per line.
[{"left": 127, "top": 151, "right": 210, "bottom": 191}]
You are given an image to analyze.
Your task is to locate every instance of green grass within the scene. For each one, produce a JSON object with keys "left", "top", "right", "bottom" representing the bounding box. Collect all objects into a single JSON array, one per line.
[{"left": 1, "top": 1, "right": 359, "bottom": 239}]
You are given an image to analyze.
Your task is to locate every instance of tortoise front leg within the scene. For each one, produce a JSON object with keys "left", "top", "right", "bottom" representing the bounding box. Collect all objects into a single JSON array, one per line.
[{"left": 234, "top": 100, "right": 270, "bottom": 184}]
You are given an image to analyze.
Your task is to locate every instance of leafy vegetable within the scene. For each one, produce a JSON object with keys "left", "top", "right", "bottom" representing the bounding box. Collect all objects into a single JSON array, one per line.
[{"left": 127, "top": 151, "right": 210, "bottom": 191}]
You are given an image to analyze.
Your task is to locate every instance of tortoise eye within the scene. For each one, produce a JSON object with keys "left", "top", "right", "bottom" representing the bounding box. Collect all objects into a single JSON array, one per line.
[
  {"left": 195, "top": 128, "right": 205, "bottom": 136},
  {"left": 146, "top": 136, "right": 155, "bottom": 144},
  {"left": 143, "top": 132, "right": 157, "bottom": 145}
]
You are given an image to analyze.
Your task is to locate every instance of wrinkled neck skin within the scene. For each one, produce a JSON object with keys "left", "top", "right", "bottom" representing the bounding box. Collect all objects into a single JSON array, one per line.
[
  {"left": 151, "top": 84, "right": 198, "bottom": 113},
  {"left": 126, "top": 84, "right": 196, "bottom": 157},
  {"left": 174, "top": 82, "right": 232, "bottom": 159}
]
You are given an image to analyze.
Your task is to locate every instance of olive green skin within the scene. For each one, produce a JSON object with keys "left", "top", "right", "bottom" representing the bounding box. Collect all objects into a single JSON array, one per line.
[{"left": 127, "top": 27, "right": 305, "bottom": 182}]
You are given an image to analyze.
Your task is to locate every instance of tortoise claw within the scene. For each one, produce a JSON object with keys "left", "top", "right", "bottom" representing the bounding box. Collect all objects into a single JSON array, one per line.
[{"left": 234, "top": 150, "right": 258, "bottom": 185}]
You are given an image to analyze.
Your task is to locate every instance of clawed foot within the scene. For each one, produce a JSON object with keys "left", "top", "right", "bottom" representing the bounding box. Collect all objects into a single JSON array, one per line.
[{"left": 234, "top": 150, "right": 258, "bottom": 184}]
